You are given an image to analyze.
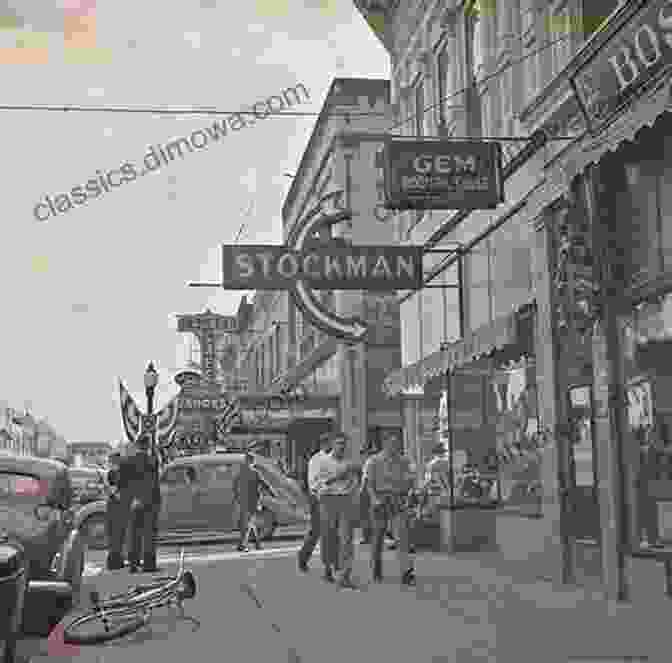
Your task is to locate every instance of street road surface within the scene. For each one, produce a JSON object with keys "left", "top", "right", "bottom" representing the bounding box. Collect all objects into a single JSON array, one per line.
[{"left": 17, "top": 539, "right": 672, "bottom": 663}]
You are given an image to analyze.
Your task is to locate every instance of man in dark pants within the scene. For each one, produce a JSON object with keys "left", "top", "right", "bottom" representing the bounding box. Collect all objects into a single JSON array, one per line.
[
  {"left": 358, "top": 446, "right": 374, "bottom": 545},
  {"left": 234, "top": 452, "right": 262, "bottom": 552},
  {"left": 298, "top": 433, "right": 333, "bottom": 573},
  {"left": 364, "top": 429, "right": 416, "bottom": 586},
  {"left": 127, "top": 434, "right": 161, "bottom": 573},
  {"left": 106, "top": 452, "right": 132, "bottom": 571}
]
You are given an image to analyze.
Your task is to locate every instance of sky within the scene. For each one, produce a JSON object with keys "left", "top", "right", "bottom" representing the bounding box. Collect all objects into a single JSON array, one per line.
[{"left": 0, "top": 0, "right": 389, "bottom": 443}]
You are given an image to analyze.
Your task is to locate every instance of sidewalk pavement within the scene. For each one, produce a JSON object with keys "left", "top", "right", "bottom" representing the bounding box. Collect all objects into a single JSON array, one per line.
[{"left": 20, "top": 543, "right": 671, "bottom": 663}]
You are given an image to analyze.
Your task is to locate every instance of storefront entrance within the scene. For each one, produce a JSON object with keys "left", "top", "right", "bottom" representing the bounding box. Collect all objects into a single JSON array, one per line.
[{"left": 566, "top": 385, "right": 600, "bottom": 542}]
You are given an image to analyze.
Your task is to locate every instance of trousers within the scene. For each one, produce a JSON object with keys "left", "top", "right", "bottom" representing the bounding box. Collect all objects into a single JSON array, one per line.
[
  {"left": 238, "top": 507, "right": 260, "bottom": 546},
  {"left": 107, "top": 494, "right": 131, "bottom": 564},
  {"left": 298, "top": 493, "right": 328, "bottom": 567},
  {"left": 128, "top": 500, "right": 159, "bottom": 567},
  {"left": 319, "top": 494, "right": 355, "bottom": 580},
  {"left": 371, "top": 496, "right": 412, "bottom": 577}
]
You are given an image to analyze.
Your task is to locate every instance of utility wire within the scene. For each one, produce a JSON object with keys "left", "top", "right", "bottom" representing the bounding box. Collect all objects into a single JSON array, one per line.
[
  {"left": 0, "top": 32, "right": 572, "bottom": 136},
  {"left": 386, "top": 34, "right": 572, "bottom": 135}
]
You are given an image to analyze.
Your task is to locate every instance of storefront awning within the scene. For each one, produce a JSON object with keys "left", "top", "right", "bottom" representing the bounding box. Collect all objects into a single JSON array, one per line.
[
  {"left": 384, "top": 300, "right": 532, "bottom": 397},
  {"left": 526, "top": 78, "right": 672, "bottom": 216}
]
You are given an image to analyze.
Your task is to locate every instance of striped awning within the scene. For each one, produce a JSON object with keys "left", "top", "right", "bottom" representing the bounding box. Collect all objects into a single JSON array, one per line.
[
  {"left": 525, "top": 77, "right": 672, "bottom": 218},
  {"left": 384, "top": 301, "right": 530, "bottom": 397}
]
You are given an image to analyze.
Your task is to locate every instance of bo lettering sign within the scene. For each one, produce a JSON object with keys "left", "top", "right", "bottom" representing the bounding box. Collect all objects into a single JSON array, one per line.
[{"left": 573, "top": 0, "right": 672, "bottom": 131}]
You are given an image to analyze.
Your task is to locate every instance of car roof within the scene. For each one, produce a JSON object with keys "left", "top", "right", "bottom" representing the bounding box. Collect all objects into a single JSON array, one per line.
[
  {"left": 0, "top": 453, "right": 68, "bottom": 479},
  {"left": 69, "top": 466, "right": 103, "bottom": 475},
  {"left": 167, "top": 453, "right": 247, "bottom": 468}
]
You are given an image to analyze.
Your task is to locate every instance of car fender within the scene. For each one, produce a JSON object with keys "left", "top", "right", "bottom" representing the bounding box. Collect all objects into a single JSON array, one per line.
[{"left": 71, "top": 500, "right": 107, "bottom": 531}]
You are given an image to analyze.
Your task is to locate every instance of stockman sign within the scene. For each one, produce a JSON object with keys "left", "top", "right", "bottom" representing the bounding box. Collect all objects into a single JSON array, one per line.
[
  {"left": 221, "top": 244, "right": 423, "bottom": 291},
  {"left": 383, "top": 139, "right": 503, "bottom": 210},
  {"left": 215, "top": 190, "right": 425, "bottom": 344},
  {"left": 571, "top": 0, "right": 672, "bottom": 133}
]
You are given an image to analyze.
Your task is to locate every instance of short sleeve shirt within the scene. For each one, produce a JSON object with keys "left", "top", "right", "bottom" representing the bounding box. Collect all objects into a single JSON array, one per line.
[{"left": 363, "top": 453, "right": 414, "bottom": 495}]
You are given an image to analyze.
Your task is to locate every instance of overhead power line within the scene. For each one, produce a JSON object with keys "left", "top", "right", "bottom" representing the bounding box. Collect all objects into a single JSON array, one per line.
[{"left": 0, "top": 32, "right": 572, "bottom": 136}]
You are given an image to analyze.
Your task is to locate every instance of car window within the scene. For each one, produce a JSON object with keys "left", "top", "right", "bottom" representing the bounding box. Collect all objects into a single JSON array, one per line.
[
  {"left": 199, "top": 463, "right": 235, "bottom": 484},
  {"left": 0, "top": 473, "right": 48, "bottom": 499},
  {"left": 161, "top": 467, "right": 194, "bottom": 485}
]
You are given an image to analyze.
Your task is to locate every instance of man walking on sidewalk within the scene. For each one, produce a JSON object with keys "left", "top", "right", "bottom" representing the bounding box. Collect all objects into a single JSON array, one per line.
[
  {"left": 298, "top": 433, "right": 333, "bottom": 573},
  {"left": 318, "top": 432, "right": 360, "bottom": 589},
  {"left": 364, "top": 429, "right": 416, "bottom": 586},
  {"left": 234, "top": 452, "right": 262, "bottom": 552}
]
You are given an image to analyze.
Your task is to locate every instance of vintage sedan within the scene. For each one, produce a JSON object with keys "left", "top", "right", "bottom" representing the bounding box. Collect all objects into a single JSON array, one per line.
[
  {"left": 0, "top": 454, "right": 86, "bottom": 637},
  {"left": 68, "top": 466, "right": 107, "bottom": 505},
  {"left": 76, "top": 453, "right": 310, "bottom": 550}
]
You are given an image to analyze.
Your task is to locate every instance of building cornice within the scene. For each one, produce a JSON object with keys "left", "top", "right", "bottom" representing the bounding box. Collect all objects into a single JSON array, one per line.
[{"left": 518, "top": 0, "right": 648, "bottom": 126}]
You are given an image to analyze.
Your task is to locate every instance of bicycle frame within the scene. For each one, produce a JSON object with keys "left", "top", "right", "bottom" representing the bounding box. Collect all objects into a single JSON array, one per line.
[{"left": 90, "top": 548, "right": 196, "bottom": 620}]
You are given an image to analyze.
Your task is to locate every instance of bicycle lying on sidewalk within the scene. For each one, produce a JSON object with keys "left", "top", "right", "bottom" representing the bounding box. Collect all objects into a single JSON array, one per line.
[{"left": 62, "top": 547, "right": 197, "bottom": 645}]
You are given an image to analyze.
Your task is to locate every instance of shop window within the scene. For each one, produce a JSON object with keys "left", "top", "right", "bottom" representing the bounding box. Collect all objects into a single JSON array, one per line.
[
  {"left": 435, "top": 41, "right": 449, "bottom": 128},
  {"left": 401, "top": 295, "right": 421, "bottom": 366},
  {"left": 492, "top": 362, "right": 543, "bottom": 516},
  {"left": 521, "top": 5, "right": 540, "bottom": 103},
  {"left": 659, "top": 131, "right": 672, "bottom": 272},
  {"left": 421, "top": 287, "right": 443, "bottom": 357},
  {"left": 465, "top": 0, "right": 484, "bottom": 137},
  {"left": 490, "top": 216, "right": 533, "bottom": 319},
  {"left": 624, "top": 161, "right": 663, "bottom": 286},
  {"left": 442, "top": 262, "right": 462, "bottom": 342},
  {"left": 467, "top": 243, "right": 492, "bottom": 330}
]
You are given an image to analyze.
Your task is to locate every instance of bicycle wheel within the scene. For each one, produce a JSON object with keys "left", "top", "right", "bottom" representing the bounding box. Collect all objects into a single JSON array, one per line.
[{"left": 63, "top": 610, "right": 146, "bottom": 645}]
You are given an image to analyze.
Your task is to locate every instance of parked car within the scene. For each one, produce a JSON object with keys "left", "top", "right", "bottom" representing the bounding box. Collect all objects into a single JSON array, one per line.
[
  {"left": 75, "top": 452, "right": 310, "bottom": 550},
  {"left": 68, "top": 466, "right": 107, "bottom": 505},
  {"left": 0, "top": 455, "right": 86, "bottom": 637}
]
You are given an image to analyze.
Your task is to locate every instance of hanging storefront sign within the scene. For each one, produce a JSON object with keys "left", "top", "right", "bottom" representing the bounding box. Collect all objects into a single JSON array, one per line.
[
  {"left": 177, "top": 309, "right": 237, "bottom": 384},
  {"left": 177, "top": 311, "right": 237, "bottom": 333},
  {"left": 178, "top": 396, "right": 237, "bottom": 412},
  {"left": 221, "top": 245, "right": 423, "bottom": 291},
  {"left": 216, "top": 190, "right": 423, "bottom": 344},
  {"left": 571, "top": 0, "right": 672, "bottom": 133},
  {"left": 382, "top": 139, "right": 504, "bottom": 210}
]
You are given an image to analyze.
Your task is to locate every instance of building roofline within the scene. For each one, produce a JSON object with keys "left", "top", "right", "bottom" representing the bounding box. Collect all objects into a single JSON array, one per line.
[{"left": 281, "top": 77, "right": 389, "bottom": 223}]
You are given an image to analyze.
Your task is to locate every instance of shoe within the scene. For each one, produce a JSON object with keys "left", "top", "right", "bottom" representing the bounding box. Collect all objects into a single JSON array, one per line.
[
  {"left": 338, "top": 576, "right": 358, "bottom": 590},
  {"left": 128, "top": 564, "right": 140, "bottom": 574},
  {"left": 401, "top": 568, "right": 416, "bottom": 586},
  {"left": 254, "top": 542, "right": 262, "bottom": 551},
  {"left": 323, "top": 568, "right": 335, "bottom": 583},
  {"left": 372, "top": 571, "right": 383, "bottom": 583},
  {"left": 142, "top": 564, "right": 160, "bottom": 573},
  {"left": 237, "top": 543, "right": 247, "bottom": 552}
]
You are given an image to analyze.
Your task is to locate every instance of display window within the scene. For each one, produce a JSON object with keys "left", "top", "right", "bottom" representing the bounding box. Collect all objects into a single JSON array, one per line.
[{"left": 622, "top": 291, "right": 672, "bottom": 548}]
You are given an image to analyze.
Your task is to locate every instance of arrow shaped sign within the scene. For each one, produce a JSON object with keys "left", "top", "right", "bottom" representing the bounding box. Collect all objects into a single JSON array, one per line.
[{"left": 288, "top": 191, "right": 368, "bottom": 344}]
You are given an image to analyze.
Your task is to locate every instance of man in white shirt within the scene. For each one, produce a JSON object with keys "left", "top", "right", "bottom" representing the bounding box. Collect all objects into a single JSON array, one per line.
[
  {"left": 317, "top": 432, "right": 360, "bottom": 588},
  {"left": 297, "top": 433, "right": 333, "bottom": 573}
]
